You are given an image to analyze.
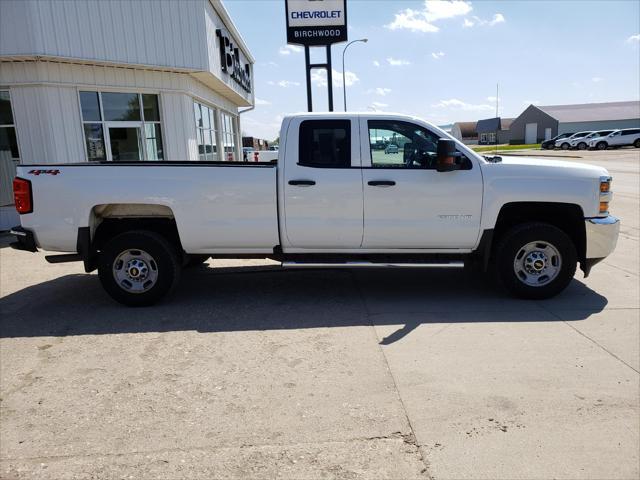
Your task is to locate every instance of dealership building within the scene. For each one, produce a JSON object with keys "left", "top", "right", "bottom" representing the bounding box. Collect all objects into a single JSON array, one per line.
[
  {"left": 509, "top": 101, "right": 640, "bottom": 144},
  {"left": 0, "top": 0, "right": 255, "bottom": 229}
]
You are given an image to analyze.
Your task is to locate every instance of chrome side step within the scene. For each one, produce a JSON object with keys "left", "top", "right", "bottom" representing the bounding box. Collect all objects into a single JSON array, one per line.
[{"left": 281, "top": 261, "right": 464, "bottom": 269}]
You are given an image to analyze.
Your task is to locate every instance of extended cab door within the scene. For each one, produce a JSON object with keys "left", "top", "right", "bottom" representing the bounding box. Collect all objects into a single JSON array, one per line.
[
  {"left": 360, "top": 118, "right": 482, "bottom": 249},
  {"left": 281, "top": 117, "right": 363, "bottom": 249}
]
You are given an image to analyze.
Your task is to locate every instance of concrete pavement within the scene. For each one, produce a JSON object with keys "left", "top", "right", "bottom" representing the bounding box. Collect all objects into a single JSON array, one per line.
[{"left": 1, "top": 149, "right": 638, "bottom": 479}]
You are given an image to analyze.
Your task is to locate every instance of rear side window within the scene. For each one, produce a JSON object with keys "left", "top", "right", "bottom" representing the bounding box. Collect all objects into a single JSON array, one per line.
[
  {"left": 622, "top": 129, "right": 640, "bottom": 135},
  {"left": 299, "top": 120, "right": 351, "bottom": 168}
]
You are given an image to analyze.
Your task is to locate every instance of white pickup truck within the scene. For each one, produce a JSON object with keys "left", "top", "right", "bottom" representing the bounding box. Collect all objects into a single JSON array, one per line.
[{"left": 10, "top": 112, "right": 619, "bottom": 306}]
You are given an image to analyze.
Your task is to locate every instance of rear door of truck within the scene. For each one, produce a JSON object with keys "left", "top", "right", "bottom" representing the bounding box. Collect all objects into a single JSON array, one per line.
[{"left": 279, "top": 116, "right": 363, "bottom": 250}]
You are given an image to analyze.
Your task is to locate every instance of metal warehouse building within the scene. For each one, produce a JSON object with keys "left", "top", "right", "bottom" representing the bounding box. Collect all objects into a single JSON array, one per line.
[
  {"left": 509, "top": 101, "right": 640, "bottom": 144},
  {"left": 0, "top": 0, "right": 254, "bottom": 229}
]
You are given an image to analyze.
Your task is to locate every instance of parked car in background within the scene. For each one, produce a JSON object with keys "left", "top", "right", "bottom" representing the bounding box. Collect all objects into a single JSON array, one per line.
[
  {"left": 588, "top": 128, "right": 640, "bottom": 150},
  {"left": 385, "top": 144, "right": 399, "bottom": 154},
  {"left": 556, "top": 131, "right": 593, "bottom": 150},
  {"left": 569, "top": 130, "right": 615, "bottom": 150},
  {"left": 541, "top": 133, "right": 573, "bottom": 150}
]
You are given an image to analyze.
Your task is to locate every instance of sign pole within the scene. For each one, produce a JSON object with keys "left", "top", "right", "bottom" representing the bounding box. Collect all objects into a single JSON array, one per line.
[
  {"left": 305, "top": 46, "right": 313, "bottom": 112},
  {"left": 326, "top": 45, "right": 334, "bottom": 112}
]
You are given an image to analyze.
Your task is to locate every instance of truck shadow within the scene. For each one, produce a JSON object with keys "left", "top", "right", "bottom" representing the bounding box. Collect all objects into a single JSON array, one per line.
[{"left": 0, "top": 265, "right": 609, "bottom": 343}]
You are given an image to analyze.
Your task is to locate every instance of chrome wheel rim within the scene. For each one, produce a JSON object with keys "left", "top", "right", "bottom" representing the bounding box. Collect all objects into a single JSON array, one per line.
[
  {"left": 513, "top": 241, "right": 562, "bottom": 287},
  {"left": 112, "top": 249, "right": 159, "bottom": 293}
]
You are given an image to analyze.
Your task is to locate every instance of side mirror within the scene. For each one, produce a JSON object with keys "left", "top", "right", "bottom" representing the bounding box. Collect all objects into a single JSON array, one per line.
[{"left": 436, "top": 138, "right": 461, "bottom": 172}]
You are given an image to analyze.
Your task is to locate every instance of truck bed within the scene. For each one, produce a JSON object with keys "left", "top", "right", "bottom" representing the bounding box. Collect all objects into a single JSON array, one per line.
[{"left": 17, "top": 162, "right": 280, "bottom": 254}]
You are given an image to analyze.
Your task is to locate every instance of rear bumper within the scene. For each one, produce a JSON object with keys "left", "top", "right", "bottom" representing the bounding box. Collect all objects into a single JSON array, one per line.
[{"left": 9, "top": 226, "right": 38, "bottom": 253}]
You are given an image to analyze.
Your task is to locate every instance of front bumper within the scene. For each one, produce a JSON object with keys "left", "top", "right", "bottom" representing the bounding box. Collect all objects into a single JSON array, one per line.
[
  {"left": 581, "top": 216, "right": 619, "bottom": 276},
  {"left": 585, "top": 216, "right": 620, "bottom": 258},
  {"left": 9, "top": 226, "right": 38, "bottom": 253}
]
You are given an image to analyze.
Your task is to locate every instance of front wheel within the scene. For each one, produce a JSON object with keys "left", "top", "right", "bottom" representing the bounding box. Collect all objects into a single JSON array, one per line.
[
  {"left": 577, "top": 142, "right": 587, "bottom": 150},
  {"left": 495, "top": 223, "right": 577, "bottom": 299},
  {"left": 560, "top": 143, "right": 570, "bottom": 150},
  {"left": 98, "top": 230, "right": 181, "bottom": 306},
  {"left": 596, "top": 141, "right": 608, "bottom": 150}
]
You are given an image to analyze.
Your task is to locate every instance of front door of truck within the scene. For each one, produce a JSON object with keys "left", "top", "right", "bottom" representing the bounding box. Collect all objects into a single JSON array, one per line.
[
  {"left": 361, "top": 119, "right": 482, "bottom": 249},
  {"left": 282, "top": 118, "right": 364, "bottom": 249}
]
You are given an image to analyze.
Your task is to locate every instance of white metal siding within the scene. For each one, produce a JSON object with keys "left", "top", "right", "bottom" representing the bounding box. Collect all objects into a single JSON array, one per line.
[
  {"left": 161, "top": 92, "right": 199, "bottom": 161},
  {"left": 10, "top": 85, "right": 84, "bottom": 164},
  {"left": 1, "top": 61, "right": 238, "bottom": 163},
  {"left": 0, "top": 0, "right": 208, "bottom": 72}
]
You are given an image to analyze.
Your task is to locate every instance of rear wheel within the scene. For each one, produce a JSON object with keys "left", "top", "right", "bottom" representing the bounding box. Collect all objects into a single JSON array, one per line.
[
  {"left": 561, "top": 142, "right": 570, "bottom": 150},
  {"left": 495, "top": 223, "right": 576, "bottom": 299},
  {"left": 98, "top": 230, "right": 181, "bottom": 306},
  {"left": 634, "top": 139, "right": 640, "bottom": 148},
  {"left": 596, "top": 141, "right": 608, "bottom": 150},
  {"left": 577, "top": 142, "right": 587, "bottom": 150}
]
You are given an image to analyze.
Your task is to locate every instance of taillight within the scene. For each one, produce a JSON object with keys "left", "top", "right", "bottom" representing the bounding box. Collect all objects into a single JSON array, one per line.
[{"left": 13, "top": 177, "right": 33, "bottom": 214}]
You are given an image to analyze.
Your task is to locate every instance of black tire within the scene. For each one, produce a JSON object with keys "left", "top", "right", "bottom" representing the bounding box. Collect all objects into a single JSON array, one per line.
[
  {"left": 495, "top": 223, "right": 577, "bottom": 300},
  {"left": 596, "top": 141, "right": 608, "bottom": 150},
  {"left": 560, "top": 142, "right": 570, "bottom": 150},
  {"left": 98, "top": 230, "right": 181, "bottom": 307},
  {"left": 185, "top": 254, "right": 210, "bottom": 268},
  {"left": 634, "top": 139, "right": 640, "bottom": 148},
  {"left": 577, "top": 142, "right": 587, "bottom": 150}
]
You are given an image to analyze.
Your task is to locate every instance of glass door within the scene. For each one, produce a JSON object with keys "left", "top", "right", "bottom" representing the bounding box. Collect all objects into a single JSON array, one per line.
[{"left": 105, "top": 122, "right": 143, "bottom": 161}]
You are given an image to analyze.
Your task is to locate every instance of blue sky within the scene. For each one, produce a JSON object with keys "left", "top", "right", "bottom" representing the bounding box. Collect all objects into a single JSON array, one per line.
[{"left": 224, "top": 0, "right": 640, "bottom": 140}]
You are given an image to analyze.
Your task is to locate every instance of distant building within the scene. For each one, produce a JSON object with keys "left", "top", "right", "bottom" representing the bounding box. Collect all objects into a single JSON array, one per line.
[
  {"left": 476, "top": 117, "right": 514, "bottom": 145},
  {"left": 509, "top": 101, "right": 640, "bottom": 144},
  {"left": 451, "top": 121, "right": 478, "bottom": 145},
  {"left": 242, "top": 136, "right": 270, "bottom": 151}
]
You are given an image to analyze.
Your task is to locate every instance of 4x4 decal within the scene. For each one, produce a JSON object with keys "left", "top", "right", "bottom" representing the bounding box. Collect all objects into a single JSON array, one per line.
[{"left": 28, "top": 169, "right": 60, "bottom": 176}]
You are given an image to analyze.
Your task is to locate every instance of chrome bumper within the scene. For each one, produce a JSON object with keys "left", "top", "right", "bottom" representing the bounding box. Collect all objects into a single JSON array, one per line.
[{"left": 585, "top": 216, "right": 619, "bottom": 259}]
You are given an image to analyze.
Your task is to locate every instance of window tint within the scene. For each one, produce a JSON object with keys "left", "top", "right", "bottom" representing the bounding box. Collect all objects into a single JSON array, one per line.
[
  {"left": 0, "top": 91, "right": 14, "bottom": 125},
  {"left": 299, "top": 120, "right": 351, "bottom": 167},
  {"left": 102, "top": 92, "right": 141, "bottom": 121},
  {"left": 368, "top": 120, "right": 466, "bottom": 170},
  {"left": 80, "top": 91, "right": 101, "bottom": 122},
  {"left": 142, "top": 94, "right": 160, "bottom": 122},
  {"left": 622, "top": 129, "right": 640, "bottom": 135}
]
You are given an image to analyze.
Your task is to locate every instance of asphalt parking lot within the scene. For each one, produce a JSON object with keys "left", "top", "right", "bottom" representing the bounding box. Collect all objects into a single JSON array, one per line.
[{"left": 1, "top": 149, "right": 638, "bottom": 479}]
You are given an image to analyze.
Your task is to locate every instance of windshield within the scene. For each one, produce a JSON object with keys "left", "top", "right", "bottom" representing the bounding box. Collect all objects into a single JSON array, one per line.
[{"left": 572, "top": 132, "right": 591, "bottom": 138}]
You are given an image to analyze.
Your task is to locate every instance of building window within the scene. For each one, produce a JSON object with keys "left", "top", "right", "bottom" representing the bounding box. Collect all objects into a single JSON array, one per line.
[
  {"left": 220, "top": 111, "right": 239, "bottom": 162},
  {"left": 0, "top": 91, "right": 19, "bottom": 160},
  {"left": 194, "top": 101, "right": 218, "bottom": 161},
  {"left": 80, "top": 91, "right": 163, "bottom": 162}
]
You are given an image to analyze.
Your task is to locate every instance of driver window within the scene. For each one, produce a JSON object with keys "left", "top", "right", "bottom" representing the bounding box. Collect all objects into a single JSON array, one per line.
[{"left": 368, "top": 120, "right": 440, "bottom": 169}]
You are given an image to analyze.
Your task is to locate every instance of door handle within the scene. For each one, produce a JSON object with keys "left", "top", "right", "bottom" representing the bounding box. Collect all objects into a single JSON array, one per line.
[
  {"left": 368, "top": 180, "right": 396, "bottom": 187},
  {"left": 288, "top": 179, "right": 316, "bottom": 186}
]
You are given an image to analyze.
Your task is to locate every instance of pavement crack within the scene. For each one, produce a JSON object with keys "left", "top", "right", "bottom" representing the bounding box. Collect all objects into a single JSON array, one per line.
[
  {"left": 538, "top": 304, "right": 639, "bottom": 375},
  {"left": 349, "top": 270, "right": 433, "bottom": 479}
]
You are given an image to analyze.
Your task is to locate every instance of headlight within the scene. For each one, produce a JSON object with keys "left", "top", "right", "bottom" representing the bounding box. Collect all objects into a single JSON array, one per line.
[{"left": 599, "top": 176, "right": 612, "bottom": 215}]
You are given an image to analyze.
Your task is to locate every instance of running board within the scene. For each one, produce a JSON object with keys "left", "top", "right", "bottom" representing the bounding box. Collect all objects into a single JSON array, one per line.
[
  {"left": 281, "top": 261, "right": 464, "bottom": 269},
  {"left": 45, "top": 254, "right": 83, "bottom": 264}
]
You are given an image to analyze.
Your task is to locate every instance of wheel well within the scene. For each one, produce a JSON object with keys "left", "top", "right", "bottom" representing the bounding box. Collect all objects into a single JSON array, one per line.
[
  {"left": 493, "top": 202, "right": 586, "bottom": 262},
  {"left": 92, "top": 217, "right": 183, "bottom": 257}
]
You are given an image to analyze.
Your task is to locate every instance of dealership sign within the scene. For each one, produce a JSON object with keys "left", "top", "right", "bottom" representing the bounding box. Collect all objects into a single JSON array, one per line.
[
  {"left": 216, "top": 29, "right": 252, "bottom": 93},
  {"left": 285, "top": 0, "right": 347, "bottom": 46}
]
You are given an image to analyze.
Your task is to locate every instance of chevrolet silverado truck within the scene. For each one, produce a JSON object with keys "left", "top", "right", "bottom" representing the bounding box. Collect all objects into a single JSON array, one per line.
[{"left": 10, "top": 112, "right": 620, "bottom": 306}]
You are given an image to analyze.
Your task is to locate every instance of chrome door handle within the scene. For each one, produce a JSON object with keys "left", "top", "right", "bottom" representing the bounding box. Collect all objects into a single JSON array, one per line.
[
  {"left": 288, "top": 180, "right": 316, "bottom": 186},
  {"left": 368, "top": 180, "right": 396, "bottom": 187}
]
